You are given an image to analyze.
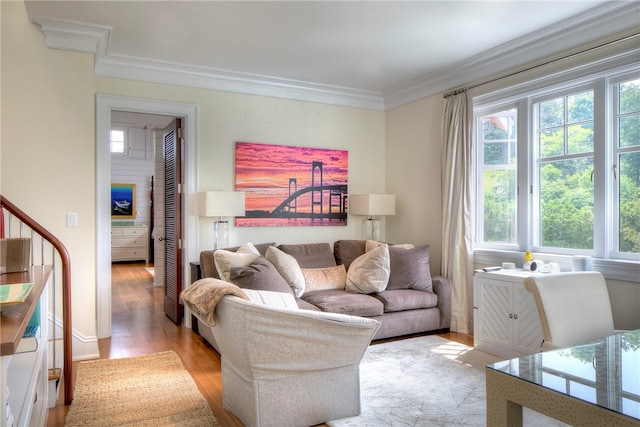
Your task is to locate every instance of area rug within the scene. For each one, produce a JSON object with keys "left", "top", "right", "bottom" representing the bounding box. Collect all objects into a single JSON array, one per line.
[
  {"left": 328, "top": 335, "right": 569, "bottom": 427},
  {"left": 64, "top": 351, "right": 219, "bottom": 426}
]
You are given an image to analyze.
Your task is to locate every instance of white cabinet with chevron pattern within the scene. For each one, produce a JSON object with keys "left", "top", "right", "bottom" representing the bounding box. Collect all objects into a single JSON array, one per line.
[{"left": 473, "top": 270, "right": 544, "bottom": 359}]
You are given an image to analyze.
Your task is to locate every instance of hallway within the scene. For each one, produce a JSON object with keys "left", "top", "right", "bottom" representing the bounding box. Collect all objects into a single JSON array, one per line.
[{"left": 47, "top": 262, "right": 244, "bottom": 427}]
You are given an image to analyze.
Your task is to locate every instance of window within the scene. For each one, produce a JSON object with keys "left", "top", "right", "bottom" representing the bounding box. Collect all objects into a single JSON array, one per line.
[
  {"left": 477, "top": 108, "right": 518, "bottom": 246},
  {"left": 475, "top": 65, "right": 640, "bottom": 267},
  {"left": 110, "top": 128, "right": 125, "bottom": 154},
  {"left": 534, "top": 89, "right": 595, "bottom": 251},
  {"left": 614, "top": 78, "right": 640, "bottom": 256}
]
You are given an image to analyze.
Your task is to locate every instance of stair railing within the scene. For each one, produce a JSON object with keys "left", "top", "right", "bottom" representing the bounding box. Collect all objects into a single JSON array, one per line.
[{"left": 0, "top": 195, "right": 73, "bottom": 405}]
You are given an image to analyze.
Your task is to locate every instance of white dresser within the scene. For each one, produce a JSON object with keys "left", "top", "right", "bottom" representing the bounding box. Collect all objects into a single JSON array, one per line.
[
  {"left": 111, "top": 226, "right": 149, "bottom": 263},
  {"left": 473, "top": 269, "right": 545, "bottom": 359}
]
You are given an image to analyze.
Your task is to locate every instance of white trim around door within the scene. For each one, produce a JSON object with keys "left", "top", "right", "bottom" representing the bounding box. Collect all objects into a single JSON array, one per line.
[{"left": 96, "top": 95, "right": 199, "bottom": 339}]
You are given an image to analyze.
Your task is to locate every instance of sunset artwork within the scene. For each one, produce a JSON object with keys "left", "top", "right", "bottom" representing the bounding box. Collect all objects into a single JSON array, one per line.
[{"left": 235, "top": 142, "right": 348, "bottom": 227}]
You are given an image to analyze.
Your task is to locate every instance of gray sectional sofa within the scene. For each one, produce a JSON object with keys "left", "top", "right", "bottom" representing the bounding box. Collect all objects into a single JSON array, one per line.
[{"left": 197, "top": 240, "right": 451, "bottom": 341}]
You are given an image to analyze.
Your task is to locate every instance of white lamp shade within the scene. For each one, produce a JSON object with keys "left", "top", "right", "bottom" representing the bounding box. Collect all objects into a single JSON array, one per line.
[
  {"left": 197, "top": 191, "right": 246, "bottom": 217},
  {"left": 349, "top": 194, "right": 395, "bottom": 216}
]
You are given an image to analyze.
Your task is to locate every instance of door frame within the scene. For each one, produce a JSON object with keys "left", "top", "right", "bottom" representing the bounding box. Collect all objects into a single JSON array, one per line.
[{"left": 96, "top": 95, "right": 199, "bottom": 339}]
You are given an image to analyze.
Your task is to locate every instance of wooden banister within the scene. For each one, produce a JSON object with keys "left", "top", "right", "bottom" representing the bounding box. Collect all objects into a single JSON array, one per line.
[{"left": 0, "top": 195, "right": 73, "bottom": 405}]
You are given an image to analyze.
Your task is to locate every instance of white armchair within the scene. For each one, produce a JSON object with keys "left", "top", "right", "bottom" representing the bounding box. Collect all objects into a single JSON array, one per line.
[
  {"left": 524, "top": 271, "right": 615, "bottom": 351},
  {"left": 205, "top": 289, "right": 380, "bottom": 427}
]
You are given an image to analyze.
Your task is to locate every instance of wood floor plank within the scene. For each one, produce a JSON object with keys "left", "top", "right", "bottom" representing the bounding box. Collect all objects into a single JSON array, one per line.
[{"left": 47, "top": 262, "right": 473, "bottom": 427}]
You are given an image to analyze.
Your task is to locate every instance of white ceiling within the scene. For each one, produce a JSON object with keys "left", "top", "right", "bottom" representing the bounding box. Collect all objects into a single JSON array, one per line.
[{"left": 24, "top": 1, "right": 639, "bottom": 109}]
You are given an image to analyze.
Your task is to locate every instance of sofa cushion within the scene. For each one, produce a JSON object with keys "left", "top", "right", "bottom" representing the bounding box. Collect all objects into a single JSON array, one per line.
[
  {"left": 373, "top": 289, "right": 438, "bottom": 313},
  {"left": 301, "top": 265, "right": 347, "bottom": 293},
  {"left": 333, "top": 240, "right": 366, "bottom": 270},
  {"left": 229, "top": 257, "right": 294, "bottom": 296},
  {"left": 295, "top": 298, "right": 321, "bottom": 311},
  {"left": 345, "top": 244, "right": 390, "bottom": 294},
  {"left": 278, "top": 243, "right": 337, "bottom": 268},
  {"left": 301, "top": 289, "right": 384, "bottom": 317},
  {"left": 387, "top": 245, "right": 433, "bottom": 292},
  {"left": 214, "top": 242, "right": 261, "bottom": 282},
  {"left": 265, "top": 246, "right": 306, "bottom": 297}
]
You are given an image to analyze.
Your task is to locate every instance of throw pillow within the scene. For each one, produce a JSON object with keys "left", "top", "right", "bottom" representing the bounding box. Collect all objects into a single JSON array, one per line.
[
  {"left": 265, "top": 246, "right": 306, "bottom": 297},
  {"left": 366, "top": 239, "right": 414, "bottom": 252},
  {"left": 386, "top": 245, "right": 433, "bottom": 292},
  {"left": 213, "top": 242, "right": 260, "bottom": 282},
  {"left": 229, "top": 257, "right": 294, "bottom": 296},
  {"left": 345, "top": 244, "right": 390, "bottom": 294},
  {"left": 301, "top": 264, "right": 347, "bottom": 294}
]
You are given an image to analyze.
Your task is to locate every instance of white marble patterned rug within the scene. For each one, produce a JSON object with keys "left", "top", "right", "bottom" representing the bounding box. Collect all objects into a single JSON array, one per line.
[{"left": 328, "top": 335, "right": 569, "bottom": 427}]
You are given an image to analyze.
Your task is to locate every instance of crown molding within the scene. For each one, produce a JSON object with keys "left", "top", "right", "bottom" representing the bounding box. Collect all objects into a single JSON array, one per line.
[
  {"left": 383, "top": 1, "right": 640, "bottom": 109},
  {"left": 28, "top": 15, "right": 385, "bottom": 111},
  {"left": 29, "top": 15, "right": 110, "bottom": 54},
  {"left": 29, "top": 2, "right": 639, "bottom": 112}
]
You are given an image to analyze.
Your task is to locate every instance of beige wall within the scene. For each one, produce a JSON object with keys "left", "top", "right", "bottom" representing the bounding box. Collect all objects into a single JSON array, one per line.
[
  {"left": 2, "top": 2, "right": 387, "bottom": 343},
  {"left": 385, "top": 95, "right": 444, "bottom": 275},
  {"left": 2, "top": 2, "right": 98, "bottom": 340}
]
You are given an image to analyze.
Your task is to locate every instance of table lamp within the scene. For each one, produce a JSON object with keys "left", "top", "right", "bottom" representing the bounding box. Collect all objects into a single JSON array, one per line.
[
  {"left": 197, "top": 191, "right": 245, "bottom": 249},
  {"left": 349, "top": 194, "right": 395, "bottom": 241}
]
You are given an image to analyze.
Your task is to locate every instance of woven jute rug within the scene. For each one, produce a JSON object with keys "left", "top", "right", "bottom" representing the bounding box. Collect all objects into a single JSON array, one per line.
[{"left": 64, "top": 351, "right": 220, "bottom": 426}]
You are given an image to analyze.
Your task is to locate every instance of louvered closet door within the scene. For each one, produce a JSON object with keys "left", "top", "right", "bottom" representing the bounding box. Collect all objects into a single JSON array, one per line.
[{"left": 163, "top": 118, "right": 183, "bottom": 324}]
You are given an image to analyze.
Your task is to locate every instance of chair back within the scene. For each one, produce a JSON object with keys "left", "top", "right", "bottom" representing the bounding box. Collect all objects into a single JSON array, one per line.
[{"left": 524, "top": 271, "right": 614, "bottom": 350}]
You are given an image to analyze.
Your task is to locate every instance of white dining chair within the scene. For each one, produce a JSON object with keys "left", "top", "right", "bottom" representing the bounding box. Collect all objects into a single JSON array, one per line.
[{"left": 524, "top": 271, "right": 615, "bottom": 351}]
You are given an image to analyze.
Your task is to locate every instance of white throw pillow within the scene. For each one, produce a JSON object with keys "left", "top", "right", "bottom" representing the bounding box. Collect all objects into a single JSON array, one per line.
[
  {"left": 366, "top": 239, "right": 414, "bottom": 252},
  {"left": 346, "top": 244, "right": 390, "bottom": 294},
  {"left": 265, "top": 246, "right": 306, "bottom": 297},
  {"left": 214, "top": 242, "right": 260, "bottom": 282}
]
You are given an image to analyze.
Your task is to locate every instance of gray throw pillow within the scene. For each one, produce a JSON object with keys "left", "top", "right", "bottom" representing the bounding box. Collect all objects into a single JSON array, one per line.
[
  {"left": 386, "top": 245, "right": 433, "bottom": 292},
  {"left": 229, "top": 257, "right": 294, "bottom": 295}
]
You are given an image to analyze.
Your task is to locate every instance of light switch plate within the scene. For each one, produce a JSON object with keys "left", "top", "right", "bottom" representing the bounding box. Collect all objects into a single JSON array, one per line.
[{"left": 67, "top": 212, "right": 78, "bottom": 227}]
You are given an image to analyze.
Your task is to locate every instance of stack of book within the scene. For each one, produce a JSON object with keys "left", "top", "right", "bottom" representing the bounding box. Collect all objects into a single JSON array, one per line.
[{"left": 16, "top": 324, "right": 39, "bottom": 353}]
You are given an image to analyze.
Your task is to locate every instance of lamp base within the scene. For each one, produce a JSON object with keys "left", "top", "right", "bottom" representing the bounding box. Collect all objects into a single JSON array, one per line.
[
  {"left": 214, "top": 220, "right": 229, "bottom": 249},
  {"left": 362, "top": 218, "right": 380, "bottom": 241}
]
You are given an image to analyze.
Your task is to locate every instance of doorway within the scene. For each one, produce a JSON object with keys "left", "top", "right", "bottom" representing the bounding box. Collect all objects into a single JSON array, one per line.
[
  {"left": 96, "top": 95, "right": 199, "bottom": 339},
  {"left": 110, "top": 110, "right": 173, "bottom": 291}
]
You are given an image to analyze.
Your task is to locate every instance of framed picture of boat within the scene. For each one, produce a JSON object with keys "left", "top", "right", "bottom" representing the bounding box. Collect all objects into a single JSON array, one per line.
[{"left": 111, "top": 183, "right": 136, "bottom": 219}]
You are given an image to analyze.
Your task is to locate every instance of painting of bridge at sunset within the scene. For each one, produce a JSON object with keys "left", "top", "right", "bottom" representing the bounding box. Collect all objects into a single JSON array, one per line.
[{"left": 235, "top": 142, "right": 348, "bottom": 227}]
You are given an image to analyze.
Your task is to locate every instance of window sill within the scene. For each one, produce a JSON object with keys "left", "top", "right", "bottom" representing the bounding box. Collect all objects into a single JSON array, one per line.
[{"left": 474, "top": 249, "right": 640, "bottom": 283}]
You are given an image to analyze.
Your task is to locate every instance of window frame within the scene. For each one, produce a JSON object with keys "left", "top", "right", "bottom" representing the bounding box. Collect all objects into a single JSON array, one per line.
[
  {"left": 608, "top": 71, "right": 640, "bottom": 261},
  {"left": 473, "top": 60, "right": 640, "bottom": 281},
  {"left": 474, "top": 102, "right": 522, "bottom": 251},
  {"left": 530, "top": 81, "right": 598, "bottom": 256}
]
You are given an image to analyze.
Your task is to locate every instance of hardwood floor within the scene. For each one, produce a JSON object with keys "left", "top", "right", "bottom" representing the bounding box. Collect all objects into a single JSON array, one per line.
[{"left": 47, "top": 262, "right": 473, "bottom": 427}]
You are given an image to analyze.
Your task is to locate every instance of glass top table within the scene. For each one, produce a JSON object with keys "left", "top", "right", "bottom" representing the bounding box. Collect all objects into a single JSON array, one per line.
[{"left": 485, "top": 329, "right": 640, "bottom": 426}]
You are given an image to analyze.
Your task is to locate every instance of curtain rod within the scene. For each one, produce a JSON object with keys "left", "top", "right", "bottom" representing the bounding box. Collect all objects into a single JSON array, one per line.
[{"left": 443, "top": 32, "right": 640, "bottom": 99}]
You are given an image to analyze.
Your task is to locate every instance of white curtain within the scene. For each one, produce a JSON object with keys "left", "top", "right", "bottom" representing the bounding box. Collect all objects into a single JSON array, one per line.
[{"left": 441, "top": 90, "right": 474, "bottom": 334}]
